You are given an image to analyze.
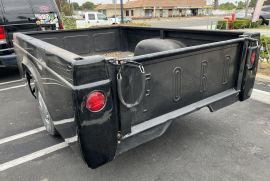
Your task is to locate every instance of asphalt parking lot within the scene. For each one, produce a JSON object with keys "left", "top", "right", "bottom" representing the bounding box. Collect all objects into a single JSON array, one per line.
[{"left": 0, "top": 68, "right": 270, "bottom": 181}]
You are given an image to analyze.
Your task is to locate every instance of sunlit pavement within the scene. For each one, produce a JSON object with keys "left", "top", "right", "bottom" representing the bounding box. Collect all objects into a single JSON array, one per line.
[{"left": 0, "top": 67, "right": 270, "bottom": 181}]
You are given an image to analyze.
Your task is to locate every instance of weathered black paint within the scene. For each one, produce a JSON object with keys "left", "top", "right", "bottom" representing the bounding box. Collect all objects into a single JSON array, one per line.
[{"left": 14, "top": 26, "right": 260, "bottom": 169}]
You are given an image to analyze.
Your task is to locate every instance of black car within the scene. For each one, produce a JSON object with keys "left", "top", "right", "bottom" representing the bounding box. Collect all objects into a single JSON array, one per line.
[
  {"left": 260, "top": 5, "right": 270, "bottom": 25},
  {"left": 0, "top": 0, "right": 63, "bottom": 68}
]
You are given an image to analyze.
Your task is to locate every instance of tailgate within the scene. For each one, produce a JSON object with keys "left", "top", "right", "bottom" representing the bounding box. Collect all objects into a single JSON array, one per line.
[{"left": 117, "top": 38, "right": 246, "bottom": 135}]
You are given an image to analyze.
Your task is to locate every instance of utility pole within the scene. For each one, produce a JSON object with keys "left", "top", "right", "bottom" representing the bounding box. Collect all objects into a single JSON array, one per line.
[
  {"left": 245, "top": 0, "right": 249, "bottom": 18},
  {"left": 68, "top": 0, "right": 72, "bottom": 16},
  {"left": 120, "top": 0, "right": 124, "bottom": 23},
  {"left": 153, "top": 0, "right": 156, "bottom": 18},
  {"left": 113, "top": 0, "right": 117, "bottom": 23}
]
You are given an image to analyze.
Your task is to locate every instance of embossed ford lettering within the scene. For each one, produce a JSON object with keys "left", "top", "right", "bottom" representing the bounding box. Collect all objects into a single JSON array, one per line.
[
  {"left": 200, "top": 60, "right": 208, "bottom": 93},
  {"left": 143, "top": 73, "right": 152, "bottom": 113},
  {"left": 172, "top": 67, "right": 182, "bottom": 102},
  {"left": 222, "top": 56, "right": 231, "bottom": 85}
]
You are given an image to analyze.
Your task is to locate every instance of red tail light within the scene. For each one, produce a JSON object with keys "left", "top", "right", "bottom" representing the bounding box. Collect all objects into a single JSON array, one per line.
[
  {"left": 250, "top": 50, "right": 256, "bottom": 66},
  {"left": 0, "top": 26, "right": 6, "bottom": 40},
  {"left": 59, "top": 22, "right": 64, "bottom": 30},
  {"left": 86, "top": 91, "right": 106, "bottom": 112}
]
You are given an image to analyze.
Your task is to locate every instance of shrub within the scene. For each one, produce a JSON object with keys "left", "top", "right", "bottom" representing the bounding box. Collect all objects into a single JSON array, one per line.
[
  {"left": 261, "top": 35, "right": 270, "bottom": 43},
  {"left": 61, "top": 15, "right": 76, "bottom": 30},
  {"left": 217, "top": 20, "right": 227, "bottom": 29},
  {"left": 217, "top": 19, "right": 262, "bottom": 29},
  {"left": 251, "top": 19, "right": 263, "bottom": 28},
  {"left": 233, "top": 19, "right": 251, "bottom": 29},
  {"left": 260, "top": 35, "right": 270, "bottom": 59}
]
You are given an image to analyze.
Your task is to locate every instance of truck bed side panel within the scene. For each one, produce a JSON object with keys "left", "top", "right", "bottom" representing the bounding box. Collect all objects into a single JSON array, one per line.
[
  {"left": 123, "top": 27, "right": 243, "bottom": 51},
  {"left": 28, "top": 27, "right": 121, "bottom": 56},
  {"left": 14, "top": 33, "right": 77, "bottom": 139}
]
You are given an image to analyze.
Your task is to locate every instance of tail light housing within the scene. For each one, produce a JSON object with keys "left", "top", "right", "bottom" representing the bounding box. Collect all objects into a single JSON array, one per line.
[
  {"left": 247, "top": 47, "right": 258, "bottom": 70},
  {"left": 86, "top": 91, "right": 106, "bottom": 112},
  {"left": 250, "top": 50, "right": 256, "bottom": 66},
  {"left": 0, "top": 26, "right": 6, "bottom": 40}
]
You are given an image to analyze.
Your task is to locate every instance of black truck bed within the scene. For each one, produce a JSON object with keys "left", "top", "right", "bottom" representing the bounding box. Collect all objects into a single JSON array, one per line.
[
  {"left": 13, "top": 26, "right": 260, "bottom": 169},
  {"left": 26, "top": 26, "right": 246, "bottom": 56}
]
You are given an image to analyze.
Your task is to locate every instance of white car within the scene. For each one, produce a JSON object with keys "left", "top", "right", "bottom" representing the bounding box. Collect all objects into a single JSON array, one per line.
[
  {"left": 110, "top": 16, "right": 132, "bottom": 24},
  {"left": 76, "top": 12, "right": 112, "bottom": 28}
]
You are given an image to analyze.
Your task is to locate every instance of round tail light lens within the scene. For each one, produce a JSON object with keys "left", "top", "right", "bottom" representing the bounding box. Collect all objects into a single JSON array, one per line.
[
  {"left": 250, "top": 51, "right": 256, "bottom": 66},
  {"left": 86, "top": 91, "right": 106, "bottom": 112}
]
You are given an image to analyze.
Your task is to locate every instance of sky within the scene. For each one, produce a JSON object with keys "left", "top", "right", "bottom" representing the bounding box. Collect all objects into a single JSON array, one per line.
[{"left": 71, "top": 0, "right": 245, "bottom": 5}]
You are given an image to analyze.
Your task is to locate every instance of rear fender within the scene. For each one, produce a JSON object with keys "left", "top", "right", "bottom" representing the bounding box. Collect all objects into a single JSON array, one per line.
[{"left": 73, "top": 57, "right": 119, "bottom": 169}]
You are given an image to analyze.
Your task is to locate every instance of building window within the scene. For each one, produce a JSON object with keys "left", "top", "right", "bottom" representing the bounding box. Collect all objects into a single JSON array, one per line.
[
  {"left": 160, "top": 10, "right": 163, "bottom": 17},
  {"left": 145, "top": 9, "right": 153, "bottom": 17},
  {"left": 131, "top": 10, "right": 134, "bottom": 16},
  {"left": 168, "top": 9, "right": 173, "bottom": 17},
  {"left": 126, "top": 10, "right": 129, "bottom": 16}
]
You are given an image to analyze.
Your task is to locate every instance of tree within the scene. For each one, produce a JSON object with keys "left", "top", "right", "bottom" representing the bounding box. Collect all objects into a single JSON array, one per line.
[
  {"left": 250, "top": 0, "right": 270, "bottom": 7},
  {"left": 62, "top": 3, "right": 73, "bottom": 16},
  {"left": 59, "top": 0, "right": 73, "bottom": 16},
  {"left": 213, "top": 0, "right": 219, "bottom": 9},
  {"left": 71, "top": 2, "right": 80, "bottom": 10},
  {"left": 237, "top": 1, "right": 245, "bottom": 9},
  {"left": 81, "top": 1, "right": 95, "bottom": 10},
  {"left": 219, "top": 2, "right": 236, "bottom": 10},
  {"left": 265, "top": 0, "right": 270, "bottom": 5},
  {"left": 249, "top": 0, "right": 257, "bottom": 7}
]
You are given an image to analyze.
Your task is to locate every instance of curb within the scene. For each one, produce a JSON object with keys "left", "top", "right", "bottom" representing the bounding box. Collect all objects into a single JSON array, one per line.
[
  {"left": 256, "top": 74, "right": 270, "bottom": 83},
  {"left": 252, "top": 89, "right": 270, "bottom": 105}
]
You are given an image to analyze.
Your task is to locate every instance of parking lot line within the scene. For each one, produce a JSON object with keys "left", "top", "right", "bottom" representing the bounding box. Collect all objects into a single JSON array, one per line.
[
  {"left": 65, "top": 136, "right": 78, "bottom": 143},
  {"left": 0, "top": 127, "right": 45, "bottom": 145},
  {"left": 0, "top": 79, "right": 23, "bottom": 86},
  {"left": 0, "top": 84, "right": 26, "bottom": 92},
  {"left": 0, "top": 142, "right": 69, "bottom": 172},
  {"left": 54, "top": 118, "right": 74, "bottom": 125},
  {"left": 252, "top": 89, "right": 270, "bottom": 105}
]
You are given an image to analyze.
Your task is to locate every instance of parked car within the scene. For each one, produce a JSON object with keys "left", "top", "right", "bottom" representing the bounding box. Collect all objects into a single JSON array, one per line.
[
  {"left": 260, "top": 5, "right": 270, "bottom": 25},
  {"left": 110, "top": 16, "right": 132, "bottom": 24},
  {"left": 0, "top": 0, "right": 63, "bottom": 68},
  {"left": 76, "top": 12, "right": 112, "bottom": 28},
  {"left": 236, "top": 6, "right": 270, "bottom": 25},
  {"left": 14, "top": 26, "right": 260, "bottom": 169}
]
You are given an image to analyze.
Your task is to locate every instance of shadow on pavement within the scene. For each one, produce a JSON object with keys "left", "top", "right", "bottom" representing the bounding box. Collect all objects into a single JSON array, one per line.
[{"left": 0, "top": 67, "right": 20, "bottom": 83}]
